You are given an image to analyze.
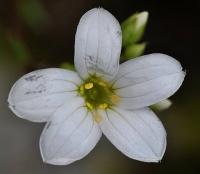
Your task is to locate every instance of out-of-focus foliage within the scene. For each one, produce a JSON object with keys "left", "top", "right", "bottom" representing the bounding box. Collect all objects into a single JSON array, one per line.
[
  {"left": 0, "top": 25, "right": 7, "bottom": 60},
  {"left": 0, "top": 25, "right": 30, "bottom": 63},
  {"left": 17, "top": 0, "right": 48, "bottom": 31},
  {"left": 7, "top": 35, "right": 30, "bottom": 63},
  {"left": 0, "top": 0, "right": 49, "bottom": 64}
]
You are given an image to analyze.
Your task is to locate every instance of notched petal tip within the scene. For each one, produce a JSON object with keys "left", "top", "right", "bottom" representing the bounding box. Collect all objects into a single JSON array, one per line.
[
  {"left": 40, "top": 147, "right": 75, "bottom": 165},
  {"left": 135, "top": 132, "right": 167, "bottom": 163},
  {"left": 114, "top": 53, "right": 185, "bottom": 109},
  {"left": 39, "top": 125, "right": 77, "bottom": 166},
  {"left": 99, "top": 107, "right": 167, "bottom": 163},
  {"left": 39, "top": 100, "right": 102, "bottom": 166},
  {"left": 147, "top": 132, "right": 167, "bottom": 163},
  {"left": 42, "top": 158, "right": 75, "bottom": 166}
]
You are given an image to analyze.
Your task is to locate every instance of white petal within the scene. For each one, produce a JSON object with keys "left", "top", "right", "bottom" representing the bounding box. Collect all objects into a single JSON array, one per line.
[
  {"left": 113, "top": 53, "right": 185, "bottom": 109},
  {"left": 99, "top": 107, "right": 166, "bottom": 162},
  {"left": 8, "top": 68, "right": 81, "bottom": 122},
  {"left": 74, "top": 8, "right": 122, "bottom": 80},
  {"left": 40, "top": 98, "right": 102, "bottom": 165}
]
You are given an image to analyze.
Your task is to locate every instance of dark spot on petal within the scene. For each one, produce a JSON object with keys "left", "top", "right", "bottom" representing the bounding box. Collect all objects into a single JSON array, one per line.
[
  {"left": 46, "top": 121, "right": 51, "bottom": 129},
  {"left": 86, "top": 55, "right": 93, "bottom": 61},
  {"left": 25, "top": 88, "right": 46, "bottom": 95},
  {"left": 11, "top": 105, "right": 16, "bottom": 109},
  {"left": 86, "top": 55, "right": 96, "bottom": 67},
  {"left": 25, "top": 75, "right": 43, "bottom": 81},
  {"left": 116, "top": 30, "right": 121, "bottom": 37}
]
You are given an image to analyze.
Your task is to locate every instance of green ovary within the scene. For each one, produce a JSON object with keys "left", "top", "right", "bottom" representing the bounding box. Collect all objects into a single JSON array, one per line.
[{"left": 77, "top": 75, "right": 119, "bottom": 111}]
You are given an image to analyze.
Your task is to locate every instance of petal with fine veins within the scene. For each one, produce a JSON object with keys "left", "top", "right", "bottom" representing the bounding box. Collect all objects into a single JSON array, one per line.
[
  {"left": 40, "top": 98, "right": 102, "bottom": 165},
  {"left": 99, "top": 107, "right": 166, "bottom": 162},
  {"left": 74, "top": 8, "right": 122, "bottom": 80},
  {"left": 8, "top": 68, "right": 81, "bottom": 122},
  {"left": 113, "top": 53, "right": 185, "bottom": 109}
]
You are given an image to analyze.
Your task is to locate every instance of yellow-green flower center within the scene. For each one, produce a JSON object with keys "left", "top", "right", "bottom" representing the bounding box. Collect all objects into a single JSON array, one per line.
[{"left": 77, "top": 75, "right": 119, "bottom": 111}]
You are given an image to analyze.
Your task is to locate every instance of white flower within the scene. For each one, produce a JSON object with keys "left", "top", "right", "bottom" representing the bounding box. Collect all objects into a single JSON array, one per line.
[{"left": 8, "top": 8, "right": 185, "bottom": 165}]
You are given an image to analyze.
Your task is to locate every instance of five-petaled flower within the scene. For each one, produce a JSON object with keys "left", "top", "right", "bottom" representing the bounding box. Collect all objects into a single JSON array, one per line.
[{"left": 8, "top": 8, "right": 185, "bottom": 165}]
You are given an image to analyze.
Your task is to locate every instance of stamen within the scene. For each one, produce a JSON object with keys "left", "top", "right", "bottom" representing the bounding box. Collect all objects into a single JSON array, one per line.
[
  {"left": 79, "top": 85, "right": 84, "bottom": 95},
  {"left": 93, "top": 113, "right": 102, "bottom": 123},
  {"left": 84, "top": 82, "right": 94, "bottom": 89},
  {"left": 86, "top": 102, "right": 93, "bottom": 110},
  {"left": 98, "top": 103, "right": 108, "bottom": 109},
  {"left": 111, "top": 94, "right": 120, "bottom": 105},
  {"left": 98, "top": 81, "right": 107, "bottom": 87},
  {"left": 77, "top": 75, "right": 118, "bottom": 112}
]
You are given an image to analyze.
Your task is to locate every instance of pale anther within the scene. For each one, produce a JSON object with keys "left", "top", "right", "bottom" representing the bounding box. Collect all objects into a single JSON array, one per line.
[
  {"left": 98, "top": 103, "right": 108, "bottom": 109},
  {"left": 84, "top": 82, "right": 94, "bottom": 89},
  {"left": 86, "top": 102, "right": 93, "bottom": 110},
  {"left": 110, "top": 94, "right": 120, "bottom": 105},
  {"left": 79, "top": 85, "right": 84, "bottom": 95},
  {"left": 98, "top": 81, "right": 107, "bottom": 87},
  {"left": 93, "top": 113, "right": 102, "bottom": 123}
]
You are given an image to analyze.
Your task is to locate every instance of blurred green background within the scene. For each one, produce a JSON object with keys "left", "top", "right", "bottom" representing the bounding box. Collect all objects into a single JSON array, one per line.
[{"left": 0, "top": 0, "right": 199, "bottom": 174}]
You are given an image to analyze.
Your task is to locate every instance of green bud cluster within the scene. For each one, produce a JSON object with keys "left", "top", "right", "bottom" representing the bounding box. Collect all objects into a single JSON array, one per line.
[{"left": 121, "top": 11, "right": 148, "bottom": 59}]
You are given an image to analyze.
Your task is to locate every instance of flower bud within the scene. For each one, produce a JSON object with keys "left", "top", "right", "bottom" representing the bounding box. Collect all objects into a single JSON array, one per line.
[
  {"left": 122, "top": 11, "right": 148, "bottom": 47},
  {"left": 60, "top": 62, "right": 75, "bottom": 70},
  {"left": 123, "top": 42, "right": 146, "bottom": 59},
  {"left": 151, "top": 99, "right": 172, "bottom": 112}
]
